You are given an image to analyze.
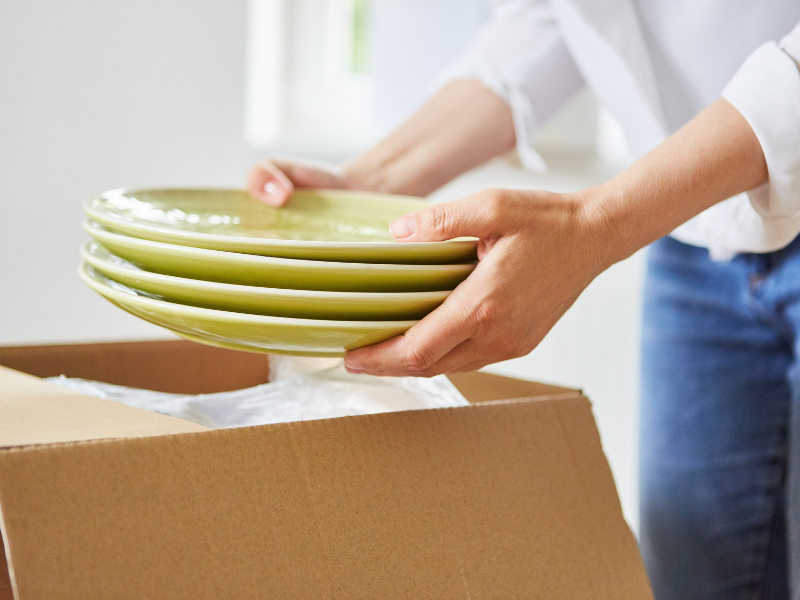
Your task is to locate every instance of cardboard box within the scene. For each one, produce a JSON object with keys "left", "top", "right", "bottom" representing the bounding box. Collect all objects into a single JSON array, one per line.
[{"left": 0, "top": 340, "right": 652, "bottom": 599}]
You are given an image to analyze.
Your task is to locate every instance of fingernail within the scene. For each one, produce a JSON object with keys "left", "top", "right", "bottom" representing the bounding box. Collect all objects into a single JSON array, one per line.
[
  {"left": 389, "top": 215, "right": 416, "bottom": 239},
  {"left": 263, "top": 181, "right": 283, "bottom": 205},
  {"left": 344, "top": 358, "right": 363, "bottom": 372}
]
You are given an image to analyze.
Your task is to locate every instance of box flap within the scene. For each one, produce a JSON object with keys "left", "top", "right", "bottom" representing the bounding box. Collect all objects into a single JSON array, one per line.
[
  {"left": 0, "top": 397, "right": 651, "bottom": 599},
  {"left": 0, "top": 366, "right": 207, "bottom": 448},
  {"left": 448, "top": 371, "right": 579, "bottom": 402},
  {"left": 0, "top": 339, "right": 270, "bottom": 394},
  {"left": 0, "top": 550, "right": 10, "bottom": 600}
]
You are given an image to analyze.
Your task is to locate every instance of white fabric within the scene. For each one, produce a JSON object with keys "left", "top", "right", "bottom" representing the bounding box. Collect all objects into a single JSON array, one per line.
[
  {"left": 548, "top": 0, "right": 667, "bottom": 156},
  {"left": 435, "top": 0, "right": 584, "bottom": 171},
  {"left": 440, "top": 0, "right": 800, "bottom": 258}
]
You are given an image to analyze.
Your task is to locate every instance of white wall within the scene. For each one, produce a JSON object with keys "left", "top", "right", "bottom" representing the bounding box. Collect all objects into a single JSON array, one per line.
[
  {"left": 370, "top": 0, "right": 488, "bottom": 134},
  {"left": 0, "top": 0, "right": 257, "bottom": 344}
]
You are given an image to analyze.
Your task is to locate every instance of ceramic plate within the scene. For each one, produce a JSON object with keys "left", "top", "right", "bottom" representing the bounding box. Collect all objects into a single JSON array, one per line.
[
  {"left": 84, "top": 187, "right": 478, "bottom": 264},
  {"left": 79, "top": 263, "right": 416, "bottom": 357},
  {"left": 81, "top": 242, "right": 450, "bottom": 320},
  {"left": 84, "top": 221, "right": 474, "bottom": 293}
]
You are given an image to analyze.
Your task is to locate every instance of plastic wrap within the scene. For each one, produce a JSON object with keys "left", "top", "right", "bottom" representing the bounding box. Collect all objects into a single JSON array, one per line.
[{"left": 46, "top": 356, "right": 468, "bottom": 429}]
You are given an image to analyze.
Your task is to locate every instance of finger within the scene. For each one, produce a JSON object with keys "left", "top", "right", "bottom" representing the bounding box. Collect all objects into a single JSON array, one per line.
[
  {"left": 350, "top": 338, "right": 494, "bottom": 378},
  {"left": 443, "top": 349, "right": 503, "bottom": 374},
  {"left": 344, "top": 285, "right": 481, "bottom": 376},
  {"left": 361, "top": 323, "right": 524, "bottom": 377},
  {"left": 416, "top": 338, "right": 504, "bottom": 375},
  {"left": 247, "top": 160, "right": 295, "bottom": 206},
  {"left": 271, "top": 156, "right": 347, "bottom": 190},
  {"left": 388, "top": 189, "right": 509, "bottom": 242}
]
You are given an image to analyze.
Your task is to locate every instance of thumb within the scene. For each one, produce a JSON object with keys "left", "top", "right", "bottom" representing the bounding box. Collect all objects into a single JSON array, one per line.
[{"left": 389, "top": 191, "right": 504, "bottom": 242}]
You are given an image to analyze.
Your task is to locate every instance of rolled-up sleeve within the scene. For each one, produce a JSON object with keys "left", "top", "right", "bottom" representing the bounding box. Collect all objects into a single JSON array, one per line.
[
  {"left": 722, "top": 22, "right": 800, "bottom": 222},
  {"left": 435, "top": 0, "right": 584, "bottom": 171}
]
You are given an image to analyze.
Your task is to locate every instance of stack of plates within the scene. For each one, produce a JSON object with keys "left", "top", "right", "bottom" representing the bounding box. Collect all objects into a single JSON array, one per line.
[{"left": 80, "top": 188, "right": 478, "bottom": 356}]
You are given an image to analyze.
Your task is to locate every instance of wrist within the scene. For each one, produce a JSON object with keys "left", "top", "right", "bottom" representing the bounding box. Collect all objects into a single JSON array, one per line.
[
  {"left": 341, "top": 156, "right": 393, "bottom": 193},
  {"left": 572, "top": 183, "right": 638, "bottom": 271},
  {"left": 342, "top": 151, "right": 444, "bottom": 197}
]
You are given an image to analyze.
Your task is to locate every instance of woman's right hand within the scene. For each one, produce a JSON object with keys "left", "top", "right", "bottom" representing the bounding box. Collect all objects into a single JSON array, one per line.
[{"left": 246, "top": 156, "right": 349, "bottom": 206}]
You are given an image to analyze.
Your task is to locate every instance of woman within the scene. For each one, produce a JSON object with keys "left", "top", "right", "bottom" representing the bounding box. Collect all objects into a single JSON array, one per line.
[{"left": 247, "top": 2, "right": 800, "bottom": 597}]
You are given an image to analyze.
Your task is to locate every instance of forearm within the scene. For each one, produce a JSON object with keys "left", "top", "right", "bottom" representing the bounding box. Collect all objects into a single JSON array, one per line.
[
  {"left": 343, "top": 80, "right": 516, "bottom": 196},
  {"left": 587, "top": 98, "right": 768, "bottom": 266}
]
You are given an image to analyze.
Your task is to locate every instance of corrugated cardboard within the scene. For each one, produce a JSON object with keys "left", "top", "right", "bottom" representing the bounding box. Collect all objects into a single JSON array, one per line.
[
  {"left": 0, "top": 339, "right": 271, "bottom": 394},
  {"left": 0, "top": 367, "right": 207, "bottom": 447},
  {"left": 0, "top": 340, "right": 652, "bottom": 599}
]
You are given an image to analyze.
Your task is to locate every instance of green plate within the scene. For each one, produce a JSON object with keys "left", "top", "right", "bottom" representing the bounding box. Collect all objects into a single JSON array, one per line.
[
  {"left": 79, "top": 263, "right": 416, "bottom": 357},
  {"left": 83, "top": 187, "right": 479, "bottom": 264},
  {"left": 84, "top": 221, "right": 474, "bottom": 293},
  {"left": 81, "top": 242, "right": 450, "bottom": 320}
]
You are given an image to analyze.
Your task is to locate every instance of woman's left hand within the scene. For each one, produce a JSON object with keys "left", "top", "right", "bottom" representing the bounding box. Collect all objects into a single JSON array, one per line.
[{"left": 343, "top": 188, "right": 611, "bottom": 377}]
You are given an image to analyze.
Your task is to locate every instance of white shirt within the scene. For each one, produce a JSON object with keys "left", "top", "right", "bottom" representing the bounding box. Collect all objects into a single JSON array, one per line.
[{"left": 440, "top": 0, "right": 800, "bottom": 259}]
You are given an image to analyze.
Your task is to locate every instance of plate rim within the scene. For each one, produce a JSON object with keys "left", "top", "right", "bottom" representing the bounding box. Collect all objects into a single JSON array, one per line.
[
  {"left": 84, "top": 220, "right": 477, "bottom": 275},
  {"left": 80, "top": 263, "right": 420, "bottom": 329},
  {"left": 84, "top": 187, "right": 478, "bottom": 251},
  {"left": 81, "top": 241, "right": 453, "bottom": 302}
]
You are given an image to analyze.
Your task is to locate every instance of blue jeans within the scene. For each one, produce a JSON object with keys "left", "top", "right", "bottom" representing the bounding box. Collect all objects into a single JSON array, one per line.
[{"left": 639, "top": 235, "right": 800, "bottom": 599}]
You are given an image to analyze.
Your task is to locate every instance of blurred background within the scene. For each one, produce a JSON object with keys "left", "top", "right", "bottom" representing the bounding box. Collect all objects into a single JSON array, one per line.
[{"left": 0, "top": 0, "right": 643, "bottom": 528}]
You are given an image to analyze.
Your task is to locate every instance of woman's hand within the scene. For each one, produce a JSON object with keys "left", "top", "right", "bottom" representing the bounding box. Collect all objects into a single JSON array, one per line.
[
  {"left": 247, "top": 157, "right": 350, "bottom": 206},
  {"left": 342, "top": 98, "right": 769, "bottom": 377},
  {"left": 343, "top": 188, "right": 611, "bottom": 376}
]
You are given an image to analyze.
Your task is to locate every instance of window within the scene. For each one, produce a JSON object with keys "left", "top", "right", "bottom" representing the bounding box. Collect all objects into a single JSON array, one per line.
[
  {"left": 245, "top": 0, "right": 623, "bottom": 164},
  {"left": 245, "top": 0, "right": 486, "bottom": 158}
]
